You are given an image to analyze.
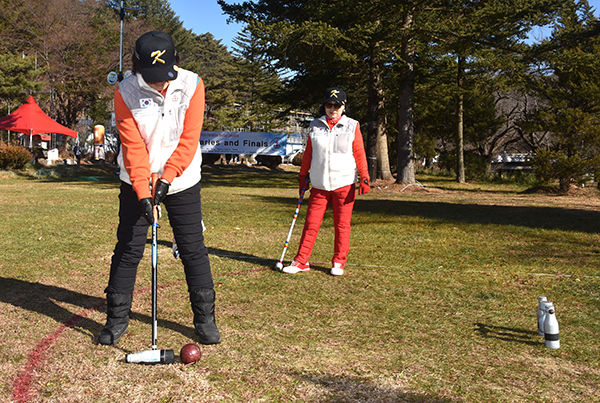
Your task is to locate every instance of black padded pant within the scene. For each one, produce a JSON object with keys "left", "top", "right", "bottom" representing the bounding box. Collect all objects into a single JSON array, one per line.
[{"left": 105, "top": 180, "right": 214, "bottom": 294}]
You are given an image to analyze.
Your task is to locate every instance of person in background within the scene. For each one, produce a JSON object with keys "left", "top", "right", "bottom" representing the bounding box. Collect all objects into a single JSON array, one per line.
[
  {"left": 114, "top": 132, "right": 121, "bottom": 175},
  {"left": 282, "top": 87, "right": 370, "bottom": 276},
  {"left": 73, "top": 143, "right": 82, "bottom": 164},
  {"left": 98, "top": 31, "right": 220, "bottom": 346}
]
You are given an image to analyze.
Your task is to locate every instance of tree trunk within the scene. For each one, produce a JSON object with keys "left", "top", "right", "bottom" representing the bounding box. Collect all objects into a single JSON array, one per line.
[
  {"left": 366, "top": 43, "right": 394, "bottom": 182},
  {"left": 377, "top": 113, "right": 393, "bottom": 180},
  {"left": 456, "top": 55, "right": 466, "bottom": 183},
  {"left": 366, "top": 42, "right": 392, "bottom": 182},
  {"left": 396, "top": 14, "right": 415, "bottom": 184},
  {"left": 559, "top": 178, "right": 570, "bottom": 193},
  {"left": 366, "top": 55, "right": 379, "bottom": 182}
]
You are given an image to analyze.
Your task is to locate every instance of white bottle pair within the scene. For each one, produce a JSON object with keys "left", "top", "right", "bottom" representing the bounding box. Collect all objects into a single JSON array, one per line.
[{"left": 537, "top": 296, "right": 560, "bottom": 349}]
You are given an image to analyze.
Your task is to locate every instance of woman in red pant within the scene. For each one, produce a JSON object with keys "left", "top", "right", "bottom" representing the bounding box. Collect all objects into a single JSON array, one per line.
[{"left": 283, "top": 87, "right": 370, "bottom": 276}]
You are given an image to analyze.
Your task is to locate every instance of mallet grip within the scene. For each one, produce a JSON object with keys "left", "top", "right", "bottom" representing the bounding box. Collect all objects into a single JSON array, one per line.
[{"left": 151, "top": 173, "right": 159, "bottom": 223}]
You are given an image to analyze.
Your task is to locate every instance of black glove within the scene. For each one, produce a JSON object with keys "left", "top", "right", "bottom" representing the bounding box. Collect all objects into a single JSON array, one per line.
[
  {"left": 153, "top": 180, "right": 170, "bottom": 206},
  {"left": 140, "top": 198, "right": 154, "bottom": 225}
]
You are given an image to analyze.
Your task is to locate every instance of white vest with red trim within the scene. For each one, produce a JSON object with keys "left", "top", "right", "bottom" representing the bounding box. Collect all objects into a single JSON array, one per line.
[
  {"left": 117, "top": 68, "right": 202, "bottom": 195},
  {"left": 308, "top": 115, "right": 358, "bottom": 191}
]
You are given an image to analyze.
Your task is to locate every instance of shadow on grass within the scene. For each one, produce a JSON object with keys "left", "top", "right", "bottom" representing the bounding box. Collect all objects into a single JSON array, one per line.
[
  {"left": 474, "top": 323, "right": 540, "bottom": 346},
  {"left": 201, "top": 164, "right": 298, "bottom": 189},
  {"left": 0, "top": 277, "right": 197, "bottom": 343},
  {"left": 352, "top": 199, "right": 600, "bottom": 234},
  {"left": 0, "top": 277, "right": 105, "bottom": 339},
  {"left": 255, "top": 194, "right": 600, "bottom": 234},
  {"left": 209, "top": 246, "right": 275, "bottom": 266},
  {"left": 11, "top": 163, "right": 298, "bottom": 189},
  {"left": 13, "top": 163, "right": 122, "bottom": 184},
  {"left": 293, "top": 371, "right": 454, "bottom": 403},
  {"left": 206, "top": 246, "right": 332, "bottom": 275}
]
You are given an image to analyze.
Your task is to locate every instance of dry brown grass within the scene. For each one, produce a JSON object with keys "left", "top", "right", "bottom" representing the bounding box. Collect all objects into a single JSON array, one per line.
[{"left": 1, "top": 165, "right": 599, "bottom": 402}]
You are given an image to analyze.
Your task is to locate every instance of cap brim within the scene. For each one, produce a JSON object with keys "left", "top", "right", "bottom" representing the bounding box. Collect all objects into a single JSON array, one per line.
[
  {"left": 323, "top": 98, "right": 345, "bottom": 105},
  {"left": 140, "top": 64, "right": 178, "bottom": 83}
]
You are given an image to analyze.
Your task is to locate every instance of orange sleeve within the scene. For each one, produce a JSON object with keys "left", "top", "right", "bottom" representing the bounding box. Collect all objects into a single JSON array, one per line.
[
  {"left": 299, "top": 136, "right": 312, "bottom": 176},
  {"left": 353, "top": 124, "right": 370, "bottom": 182},
  {"left": 115, "top": 87, "right": 152, "bottom": 200},
  {"left": 161, "top": 78, "right": 205, "bottom": 184}
]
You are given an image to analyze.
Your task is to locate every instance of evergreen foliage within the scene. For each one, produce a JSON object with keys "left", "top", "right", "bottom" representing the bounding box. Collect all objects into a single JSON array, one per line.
[
  {"left": 218, "top": 0, "right": 586, "bottom": 183},
  {"left": 231, "top": 25, "right": 285, "bottom": 132},
  {"left": 1, "top": 0, "right": 599, "bottom": 189},
  {"left": 183, "top": 33, "right": 241, "bottom": 131},
  {"left": 523, "top": 0, "right": 600, "bottom": 191},
  {"left": 0, "top": 53, "right": 45, "bottom": 102}
]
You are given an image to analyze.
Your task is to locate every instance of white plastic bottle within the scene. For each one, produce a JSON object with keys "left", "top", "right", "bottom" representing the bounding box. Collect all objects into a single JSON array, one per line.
[
  {"left": 543, "top": 302, "right": 560, "bottom": 349},
  {"left": 537, "top": 296, "right": 548, "bottom": 336}
]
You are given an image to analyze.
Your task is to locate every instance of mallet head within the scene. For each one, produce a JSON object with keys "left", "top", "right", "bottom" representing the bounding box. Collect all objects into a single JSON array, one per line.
[{"left": 126, "top": 349, "right": 174, "bottom": 364}]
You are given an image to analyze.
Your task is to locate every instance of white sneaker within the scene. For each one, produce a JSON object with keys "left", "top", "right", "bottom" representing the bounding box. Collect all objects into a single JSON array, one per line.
[
  {"left": 282, "top": 260, "right": 310, "bottom": 274},
  {"left": 330, "top": 262, "right": 344, "bottom": 276}
]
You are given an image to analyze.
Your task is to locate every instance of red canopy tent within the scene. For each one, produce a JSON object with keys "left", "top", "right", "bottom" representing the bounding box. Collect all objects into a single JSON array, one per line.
[{"left": 0, "top": 95, "right": 77, "bottom": 145}]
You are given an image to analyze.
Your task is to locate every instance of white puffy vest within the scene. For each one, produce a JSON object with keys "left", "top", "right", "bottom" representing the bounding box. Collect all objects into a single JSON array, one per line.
[
  {"left": 308, "top": 115, "right": 358, "bottom": 191},
  {"left": 117, "top": 69, "right": 202, "bottom": 195}
]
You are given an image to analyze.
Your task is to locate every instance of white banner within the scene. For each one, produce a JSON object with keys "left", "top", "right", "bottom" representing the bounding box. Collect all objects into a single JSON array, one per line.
[{"left": 200, "top": 131, "right": 287, "bottom": 156}]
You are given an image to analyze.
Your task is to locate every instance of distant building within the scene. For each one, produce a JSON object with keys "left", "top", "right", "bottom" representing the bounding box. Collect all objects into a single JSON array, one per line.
[{"left": 490, "top": 152, "right": 533, "bottom": 173}]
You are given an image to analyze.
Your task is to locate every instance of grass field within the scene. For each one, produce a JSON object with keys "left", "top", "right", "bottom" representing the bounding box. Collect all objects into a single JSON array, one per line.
[{"left": 0, "top": 163, "right": 599, "bottom": 402}]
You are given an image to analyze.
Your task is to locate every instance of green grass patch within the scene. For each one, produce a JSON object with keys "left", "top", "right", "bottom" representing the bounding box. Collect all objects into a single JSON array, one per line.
[{"left": 1, "top": 164, "right": 599, "bottom": 402}]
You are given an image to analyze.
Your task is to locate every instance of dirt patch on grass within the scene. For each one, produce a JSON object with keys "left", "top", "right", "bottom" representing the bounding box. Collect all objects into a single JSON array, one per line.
[
  {"left": 517, "top": 184, "right": 600, "bottom": 210},
  {"left": 521, "top": 184, "right": 599, "bottom": 196},
  {"left": 371, "top": 179, "right": 444, "bottom": 194},
  {"left": 372, "top": 178, "right": 600, "bottom": 206}
]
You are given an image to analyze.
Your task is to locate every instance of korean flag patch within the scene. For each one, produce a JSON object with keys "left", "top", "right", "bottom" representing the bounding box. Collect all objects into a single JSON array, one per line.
[
  {"left": 139, "top": 98, "right": 153, "bottom": 108},
  {"left": 313, "top": 127, "right": 327, "bottom": 136}
]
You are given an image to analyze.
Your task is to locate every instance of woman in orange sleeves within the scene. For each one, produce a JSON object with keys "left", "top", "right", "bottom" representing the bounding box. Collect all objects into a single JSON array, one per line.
[{"left": 98, "top": 31, "right": 220, "bottom": 346}]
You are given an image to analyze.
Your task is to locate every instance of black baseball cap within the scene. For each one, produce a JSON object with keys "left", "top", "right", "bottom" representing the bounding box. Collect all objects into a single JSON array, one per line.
[
  {"left": 135, "top": 31, "right": 179, "bottom": 83},
  {"left": 323, "top": 87, "right": 347, "bottom": 105}
]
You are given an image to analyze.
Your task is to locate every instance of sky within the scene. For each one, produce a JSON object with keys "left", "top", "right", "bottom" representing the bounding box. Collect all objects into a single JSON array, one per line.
[
  {"left": 168, "top": 0, "right": 244, "bottom": 51},
  {"left": 168, "top": 0, "right": 600, "bottom": 51}
]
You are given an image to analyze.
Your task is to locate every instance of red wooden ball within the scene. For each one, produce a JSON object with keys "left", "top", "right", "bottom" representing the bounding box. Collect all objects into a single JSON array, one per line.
[{"left": 180, "top": 343, "right": 202, "bottom": 364}]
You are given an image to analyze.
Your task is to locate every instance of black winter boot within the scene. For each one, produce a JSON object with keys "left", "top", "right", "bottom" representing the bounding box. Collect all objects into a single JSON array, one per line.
[
  {"left": 98, "top": 293, "right": 132, "bottom": 345},
  {"left": 189, "top": 288, "right": 221, "bottom": 345}
]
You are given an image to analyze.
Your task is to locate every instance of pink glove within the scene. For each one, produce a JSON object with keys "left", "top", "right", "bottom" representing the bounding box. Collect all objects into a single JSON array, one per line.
[{"left": 358, "top": 179, "right": 370, "bottom": 195}]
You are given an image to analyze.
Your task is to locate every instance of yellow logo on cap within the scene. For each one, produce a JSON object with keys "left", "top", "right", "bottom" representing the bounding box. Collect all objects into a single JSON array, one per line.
[
  {"left": 330, "top": 89, "right": 340, "bottom": 98},
  {"left": 151, "top": 50, "right": 166, "bottom": 64}
]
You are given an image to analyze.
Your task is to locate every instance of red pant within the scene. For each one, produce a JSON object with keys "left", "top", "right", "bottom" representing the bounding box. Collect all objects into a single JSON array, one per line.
[{"left": 295, "top": 184, "right": 356, "bottom": 266}]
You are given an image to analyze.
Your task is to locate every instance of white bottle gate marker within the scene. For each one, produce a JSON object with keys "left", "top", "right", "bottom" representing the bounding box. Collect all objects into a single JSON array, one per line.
[
  {"left": 537, "top": 296, "right": 560, "bottom": 349},
  {"left": 537, "top": 296, "right": 548, "bottom": 336},
  {"left": 543, "top": 301, "right": 560, "bottom": 349}
]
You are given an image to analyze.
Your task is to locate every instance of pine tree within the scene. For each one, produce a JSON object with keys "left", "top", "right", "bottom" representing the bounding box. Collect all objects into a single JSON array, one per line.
[
  {"left": 429, "top": 0, "right": 570, "bottom": 182},
  {"left": 183, "top": 33, "right": 240, "bottom": 131},
  {"left": 522, "top": 0, "right": 600, "bottom": 191},
  {"left": 231, "top": 25, "right": 284, "bottom": 132},
  {"left": 219, "top": 0, "right": 405, "bottom": 181},
  {"left": 0, "top": 53, "right": 45, "bottom": 101}
]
